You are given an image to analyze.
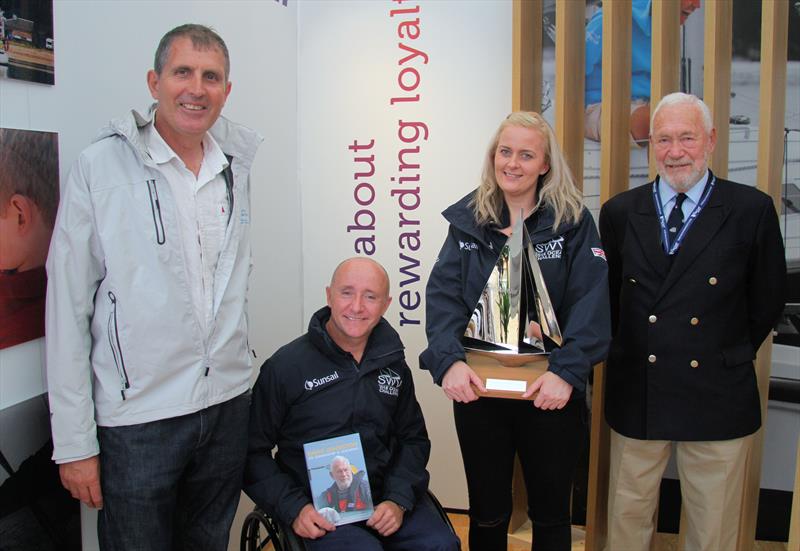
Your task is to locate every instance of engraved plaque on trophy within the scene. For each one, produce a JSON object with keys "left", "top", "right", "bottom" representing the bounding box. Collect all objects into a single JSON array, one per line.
[{"left": 463, "top": 212, "right": 562, "bottom": 399}]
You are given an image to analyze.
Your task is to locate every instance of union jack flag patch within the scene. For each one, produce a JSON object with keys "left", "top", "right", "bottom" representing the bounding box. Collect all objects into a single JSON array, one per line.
[{"left": 591, "top": 247, "right": 606, "bottom": 261}]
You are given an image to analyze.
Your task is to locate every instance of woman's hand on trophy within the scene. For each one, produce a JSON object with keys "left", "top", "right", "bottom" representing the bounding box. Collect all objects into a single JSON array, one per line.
[
  {"left": 526, "top": 321, "right": 543, "bottom": 340},
  {"left": 523, "top": 371, "right": 573, "bottom": 410},
  {"left": 442, "top": 360, "right": 486, "bottom": 403}
]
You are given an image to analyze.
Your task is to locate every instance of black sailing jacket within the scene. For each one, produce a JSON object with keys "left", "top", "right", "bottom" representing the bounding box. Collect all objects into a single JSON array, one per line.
[
  {"left": 420, "top": 191, "right": 611, "bottom": 395},
  {"left": 245, "top": 307, "right": 430, "bottom": 525}
]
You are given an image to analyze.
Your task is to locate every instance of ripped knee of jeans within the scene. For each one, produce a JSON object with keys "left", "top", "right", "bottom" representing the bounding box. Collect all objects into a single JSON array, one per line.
[
  {"left": 532, "top": 516, "right": 571, "bottom": 530},
  {"left": 471, "top": 515, "right": 510, "bottom": 528}
]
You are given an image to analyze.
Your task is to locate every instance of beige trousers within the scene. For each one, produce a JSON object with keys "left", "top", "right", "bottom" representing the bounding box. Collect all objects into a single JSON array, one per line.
[{"left": 605, "top": 429, "right": 752, "bottom": 551}]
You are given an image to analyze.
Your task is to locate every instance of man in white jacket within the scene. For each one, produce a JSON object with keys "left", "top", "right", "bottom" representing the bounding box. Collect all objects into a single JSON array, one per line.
[{"left": 46, "top": 24, "right": 262, "bottom": 550}]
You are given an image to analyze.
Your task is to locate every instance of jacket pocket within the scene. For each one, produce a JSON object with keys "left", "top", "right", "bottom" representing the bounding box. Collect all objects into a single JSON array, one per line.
[
  {"left": 721, "top": 342, "right": 756, "bottom": 367},
  {"left": 107, "top": 291, "right": 131, "bottom": 399},
  {"left": 146, "top": 180, "right": 166, "bottom": 245}
]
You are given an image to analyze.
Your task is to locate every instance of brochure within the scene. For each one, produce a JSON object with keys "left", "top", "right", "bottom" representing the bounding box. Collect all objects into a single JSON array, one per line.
[{"left": 303, "top": 432, "right": 374, "bottom": 525}]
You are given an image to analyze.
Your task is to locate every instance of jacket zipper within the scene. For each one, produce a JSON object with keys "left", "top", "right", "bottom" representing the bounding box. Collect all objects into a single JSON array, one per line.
[
  {"left": 107, "top": 291, "right": 131, "bottom": 400},
  {"left": 146, "top": 179, "right": 166, "bottom": 245}
]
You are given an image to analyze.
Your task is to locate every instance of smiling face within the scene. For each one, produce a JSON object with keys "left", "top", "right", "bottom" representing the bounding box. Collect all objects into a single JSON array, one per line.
[
  {"left": 651, "top": 103, "right": 716, "bottom": 192},
  {"left": 493, "top": 125, "right": 550, "bottom": 205},
  {"left": 146, "top": 36, "right": 231, "bottom": 150},
  {"left": 330, "top": 457, "right": 353, "bottom": 490},
  {"left": 325, "top": 258, "right": 392, "bottom": 355}
]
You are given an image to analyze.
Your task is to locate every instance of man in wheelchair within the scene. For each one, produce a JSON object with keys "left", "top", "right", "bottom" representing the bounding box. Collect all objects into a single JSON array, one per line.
[{"left": 244, "top": 257, "right": 460, "bottom": 551}]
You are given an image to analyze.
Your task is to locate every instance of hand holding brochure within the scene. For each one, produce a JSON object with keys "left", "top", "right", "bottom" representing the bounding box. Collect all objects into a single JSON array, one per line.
[{"left": 303, "top": 433, "right": 374, "bottom": 525}]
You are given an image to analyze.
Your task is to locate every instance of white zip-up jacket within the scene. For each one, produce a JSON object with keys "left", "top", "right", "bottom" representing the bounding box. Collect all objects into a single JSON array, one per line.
[{"left": 46, "top": 106, "right": 263, "bottom": 463}]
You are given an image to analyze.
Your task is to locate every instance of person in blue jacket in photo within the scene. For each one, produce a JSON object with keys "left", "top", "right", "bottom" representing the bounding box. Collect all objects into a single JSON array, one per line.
[
  {"left": 584, "top": 0, "right": 700, "bottom": 144},
  {"left": 421, "top": 112, "right": 611, "bottom": 551}
]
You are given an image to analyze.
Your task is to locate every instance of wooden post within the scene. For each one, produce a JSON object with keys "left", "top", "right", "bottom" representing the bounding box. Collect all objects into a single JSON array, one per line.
[
  {"left": 789, "top": 437, "right": 800, "bottom": 551},
  {"left": 703, "top": 0, "right": 733, "bottom": 177},
  {"left": 512, "top": 0, "right": 541, "bottom": 112},
  {"left": 509, "top": 0, "right": 543, "bottom": 536},
  {"left": 735, "top": 1, "right": 789, "bottom": 549},
  {"left": 586, "top": 2, "right": 631, "bottom": 551},
  {"left": 648, "top": 0, "right": 681, "bottom": 179},
  {"left": 554, "top": 0, "right": 585, "bottom": 186}
]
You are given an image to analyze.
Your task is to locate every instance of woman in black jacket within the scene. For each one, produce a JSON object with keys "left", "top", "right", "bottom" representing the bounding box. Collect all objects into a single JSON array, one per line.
[{"left": 420, "top": 112, "right": 611, "bottom": 550}]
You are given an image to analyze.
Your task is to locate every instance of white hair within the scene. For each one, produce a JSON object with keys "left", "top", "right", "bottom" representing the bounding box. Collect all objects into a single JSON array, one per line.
[
  {"left": 329, "top": 455, "right": 350, "bottom": 471},
  {"left": 650, "top": 92, "right": 713, "bottom": 134}
]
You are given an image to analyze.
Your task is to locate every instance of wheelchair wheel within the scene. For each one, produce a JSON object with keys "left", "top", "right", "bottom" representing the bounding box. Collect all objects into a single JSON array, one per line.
[
  {"left": 426, "top": 489, "right": 457, "bottom": 535},
  {"left": 240, "top": 509, "right": 282, "bottom": 551}
]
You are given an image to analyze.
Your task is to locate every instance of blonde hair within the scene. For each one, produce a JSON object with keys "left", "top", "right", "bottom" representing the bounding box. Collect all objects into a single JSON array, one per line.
[{"left": 471, "top": 112, "right": 583, "bottom": 230}]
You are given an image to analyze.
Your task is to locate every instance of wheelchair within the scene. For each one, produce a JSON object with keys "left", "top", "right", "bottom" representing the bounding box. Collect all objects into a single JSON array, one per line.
[{"left": 240, "top": 490, "right": 456, "bottom": 551}]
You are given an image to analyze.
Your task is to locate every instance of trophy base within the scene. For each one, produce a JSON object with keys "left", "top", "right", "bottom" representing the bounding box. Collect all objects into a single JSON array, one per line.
[{"left": 466, "top": 351, "right": 548, "bottom": 401}]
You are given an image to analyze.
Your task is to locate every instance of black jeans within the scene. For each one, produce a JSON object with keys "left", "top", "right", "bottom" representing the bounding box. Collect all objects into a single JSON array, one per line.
[
  {"left": 453, "top": 397, "right": 585, "bottom": 551},
  {"left": 97, "top": 391, "right": 251, "bottom": 551}
]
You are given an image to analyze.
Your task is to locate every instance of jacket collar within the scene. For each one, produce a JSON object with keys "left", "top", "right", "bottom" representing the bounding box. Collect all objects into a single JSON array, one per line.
[
  {"left": 96, "top": 103, "right": 263, "bottom": 170},
  {"left": 443, "top": 189, "right": 581, "bottom": 247},
  {"left": 629, "top": 171, "right": 731, "bottom": 301}
]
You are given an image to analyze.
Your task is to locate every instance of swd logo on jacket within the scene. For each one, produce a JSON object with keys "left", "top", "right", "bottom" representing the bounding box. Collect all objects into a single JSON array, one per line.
[
  {"left": 304, "top": 371, "right": 340, "bottom": 391},
  {"left": 377, "top": 368, "right": 402, "bottom": 397},
  {"left": 534, "top": 236, "right": 564, "bottom": 261}
]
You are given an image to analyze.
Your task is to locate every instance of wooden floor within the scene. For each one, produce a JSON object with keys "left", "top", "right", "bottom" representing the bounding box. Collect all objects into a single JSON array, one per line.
[
  {"left": 252, "top": 512, "right": 788, "bottom": 550},
  {"left": 446, "top": 513, "right": 788, "bottom": 551}
]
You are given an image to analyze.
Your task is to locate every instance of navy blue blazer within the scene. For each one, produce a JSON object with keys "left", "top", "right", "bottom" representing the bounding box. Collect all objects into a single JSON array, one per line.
[{"left": 599, "top": 174, "right": 786, "bottom": 441}]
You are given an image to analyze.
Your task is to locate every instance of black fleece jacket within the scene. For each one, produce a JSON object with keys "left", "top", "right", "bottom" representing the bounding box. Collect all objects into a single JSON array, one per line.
[
  {"left": 420, "top": 191, "right": 611, "bottom": 394},
  {"left": 244, "top": 307, "right": 430, "bottom": 525}
]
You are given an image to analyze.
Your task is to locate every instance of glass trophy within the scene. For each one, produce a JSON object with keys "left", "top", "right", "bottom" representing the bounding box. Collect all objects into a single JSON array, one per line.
[{"left": 462, "top": 212, "right": 562, "bottom": 397}]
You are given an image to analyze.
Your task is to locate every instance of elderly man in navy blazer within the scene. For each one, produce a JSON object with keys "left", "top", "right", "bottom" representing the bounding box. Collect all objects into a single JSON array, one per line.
[{"left": 599, "top": 92, "right": 786, "bottom": 551}]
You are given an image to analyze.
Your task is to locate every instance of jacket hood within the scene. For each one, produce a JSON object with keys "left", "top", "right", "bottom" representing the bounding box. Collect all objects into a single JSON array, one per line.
[
  {"left": 97, "top": 103, "right": 263, "bottom": 170},
  {"left": 442, "top": 189, "right": 583, "bottom": 245},
  {"left": 308, "top": 306, "right": 405, "bottom": 370}
]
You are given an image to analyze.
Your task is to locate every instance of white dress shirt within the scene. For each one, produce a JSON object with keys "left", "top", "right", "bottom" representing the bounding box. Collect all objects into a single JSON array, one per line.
[
  {"left": 658, "top": 170, "right": 710, "bottom": 221},
  {"left": 141, "top": 119, "right": 230, "bottom": 333}
]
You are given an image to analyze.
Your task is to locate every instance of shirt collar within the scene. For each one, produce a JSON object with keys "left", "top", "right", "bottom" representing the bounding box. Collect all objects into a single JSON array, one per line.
[
  {"left": 657, "top": 169, "right": 710, "bottom": 207},
  {"left": 141, "top": 111, "right": 229, "bottom": 174}
]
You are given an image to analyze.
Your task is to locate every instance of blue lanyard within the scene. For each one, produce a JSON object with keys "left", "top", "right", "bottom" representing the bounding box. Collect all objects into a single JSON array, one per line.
[{"left": 652, "top": 174, "right": 715, "bottom": 255}]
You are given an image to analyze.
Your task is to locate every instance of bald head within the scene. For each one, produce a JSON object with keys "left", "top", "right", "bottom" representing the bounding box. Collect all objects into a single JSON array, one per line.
[
  {"left": 329, "top": 257, "right": 390, "bottom": 297},
  {"left": 325, "top": 257, "right": 392, "bottom": 360}
]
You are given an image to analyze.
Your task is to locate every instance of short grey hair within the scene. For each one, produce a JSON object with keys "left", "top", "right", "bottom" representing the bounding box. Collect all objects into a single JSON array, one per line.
[
  {"left": 329, "top": 456, "right": 351, "bottom": 472},
  {"left": 0, "top": 128, "right": 59, "bottom": 226},
  {"left": 154, "top": 24, "right": 230, "bottom": 80},
  {"left": 650, "top": 92, "right": 713, "bottom": 134}
]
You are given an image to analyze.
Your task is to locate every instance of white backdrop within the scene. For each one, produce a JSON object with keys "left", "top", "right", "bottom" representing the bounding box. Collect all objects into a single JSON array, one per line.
[{"left": 298, "top": 0, "right": 512, "bottom": 508}]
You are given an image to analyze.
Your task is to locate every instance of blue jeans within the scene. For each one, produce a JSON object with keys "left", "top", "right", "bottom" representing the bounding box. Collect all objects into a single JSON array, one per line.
[
  {"left": 97, "top": 391, "right": 251, "bottom": 551},
  {"left": 303, "top": 493, "right": 460, "bottom": 551}
]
